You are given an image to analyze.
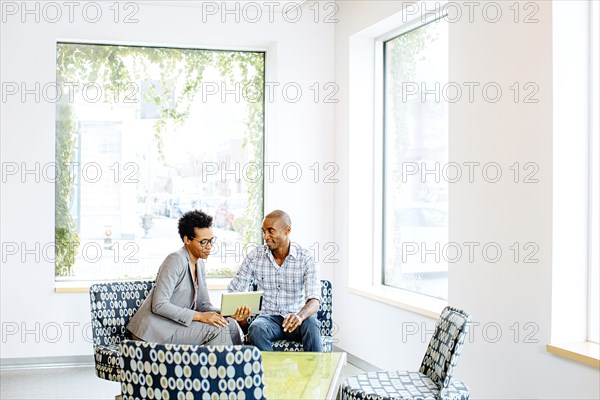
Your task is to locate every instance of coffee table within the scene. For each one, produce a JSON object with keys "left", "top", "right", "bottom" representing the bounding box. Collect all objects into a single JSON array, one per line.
[{"left": 261, "top": 351, "right": 347, "bottom": 399}]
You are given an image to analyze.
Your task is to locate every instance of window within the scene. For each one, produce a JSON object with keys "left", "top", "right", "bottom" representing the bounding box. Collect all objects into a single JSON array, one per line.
[
  {"left": 55, "top": 43, "right": 264, "bottom": 282},
  {"left": 548, "top": 0, "right": 599, "bottom": 366},
  {"left": 382, "top": 17, "right": 449, "bottom": 300},
  {"left": 589, "top": 0, "right": 599, "bottom": 344}
]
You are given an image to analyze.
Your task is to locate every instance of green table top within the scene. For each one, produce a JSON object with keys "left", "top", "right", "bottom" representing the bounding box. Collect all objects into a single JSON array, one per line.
[{"left": 262, "top": 351, "right": 347, "bottom": 400}]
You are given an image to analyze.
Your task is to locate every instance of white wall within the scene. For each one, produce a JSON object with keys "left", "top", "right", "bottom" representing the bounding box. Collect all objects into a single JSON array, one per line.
[
  {"left": 0, "top": 1, "right": 335, "bottom": 359},
  {"left": 333, "top": 1, "right": 600, "bottom": 399}
]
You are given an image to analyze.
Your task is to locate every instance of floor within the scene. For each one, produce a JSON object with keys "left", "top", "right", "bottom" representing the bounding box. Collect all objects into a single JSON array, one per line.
[
  {"left": 0, "top": 356, "right": 369, "bottom": 400},
  {"left": 0, "top": 365, "right": 120, "bottom": 400}
]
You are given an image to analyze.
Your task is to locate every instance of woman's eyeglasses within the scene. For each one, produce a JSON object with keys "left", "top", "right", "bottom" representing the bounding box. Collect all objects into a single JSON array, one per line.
[{"left": 196, "top": 237, "right": 217, "bottom": 247}]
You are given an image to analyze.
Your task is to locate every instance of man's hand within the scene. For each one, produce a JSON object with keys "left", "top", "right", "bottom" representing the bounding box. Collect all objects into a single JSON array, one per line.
[
  {"left": 195, "top": 311, "right": 229, "bottom": 328},
  {"left": 282, "top": 313, "right": 304, "bottom": 333},
  {"left": 231, "top": 305, "right": 251, "bottom": 322}
]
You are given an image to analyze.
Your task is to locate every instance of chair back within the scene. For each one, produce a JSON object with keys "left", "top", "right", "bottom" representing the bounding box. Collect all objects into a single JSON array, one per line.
[
  {"left": 419, "top": 306, "right": 471, "bottom": 390},
  {"left": 89, "top": 280, "right": 155, "bottom": 347},
  {"left": 318, "top": 280, "right": 333, "bottom": 338},
  {"left": 249, "top": 279, "right": 333, "bottom": 337},
  {"left": 119, "top": 341, "right": 266, "bottom": 399}
]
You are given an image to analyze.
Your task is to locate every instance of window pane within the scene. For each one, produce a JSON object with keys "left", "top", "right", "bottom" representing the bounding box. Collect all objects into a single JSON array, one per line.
[
  {"left": 55, "top": 44, "right": 264, "bottom": 282},
  {"left": 383, "top": 19, "right": 449, "bottom": 300}
]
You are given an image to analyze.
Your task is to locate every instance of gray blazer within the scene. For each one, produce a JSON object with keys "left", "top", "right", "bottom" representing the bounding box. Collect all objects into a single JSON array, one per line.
[{"left": 126, "top": 246, "right": 219, "bottom": 343}]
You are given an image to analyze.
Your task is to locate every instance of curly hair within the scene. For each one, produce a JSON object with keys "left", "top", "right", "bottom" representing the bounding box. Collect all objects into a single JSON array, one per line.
[{"left": 178, "top": 209, "right": 213, "bottom": 241}]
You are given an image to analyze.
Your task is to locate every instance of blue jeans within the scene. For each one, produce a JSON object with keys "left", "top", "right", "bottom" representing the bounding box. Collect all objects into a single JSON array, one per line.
[{"left": 247, "top": 314, "right": 323, "bottom": 352}]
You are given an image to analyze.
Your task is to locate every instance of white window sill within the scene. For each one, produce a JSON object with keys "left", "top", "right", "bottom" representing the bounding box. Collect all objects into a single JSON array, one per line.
[
  {"left": 54, "top": 278, "right": 232, "bottom": 293},
  {"left": 348, "top": 283, "right": 446, "bottom": 319},
  {"left": 546, "top": 342, "right": 600, "bottom": 368}
]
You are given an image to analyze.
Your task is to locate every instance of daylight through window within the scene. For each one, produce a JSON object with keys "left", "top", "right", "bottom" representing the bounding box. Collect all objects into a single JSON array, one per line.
[
  {"left": 382, "top": 18, "right": 449, "bottom": 300},
  {"left": 55, "top": 43, "right": 265, "bottom": 282}
]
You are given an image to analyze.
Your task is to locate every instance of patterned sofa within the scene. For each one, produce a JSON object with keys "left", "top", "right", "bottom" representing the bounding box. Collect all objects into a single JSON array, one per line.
[{"left": 90, "top": 279, "right": 334, "bottom": 382}]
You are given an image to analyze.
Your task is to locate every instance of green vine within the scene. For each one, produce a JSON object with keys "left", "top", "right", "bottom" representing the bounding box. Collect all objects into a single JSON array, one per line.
[{"left": 55, "top": 94, "right": 80, "bottom": 276}]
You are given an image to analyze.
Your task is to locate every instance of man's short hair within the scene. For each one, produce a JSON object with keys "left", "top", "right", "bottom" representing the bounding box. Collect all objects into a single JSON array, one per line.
[
  {"left": 265, "top": 209, "right": 291, "bottom": 227},
  {"left": 178, "top": 209, "right": 213, "bottom": 241}
]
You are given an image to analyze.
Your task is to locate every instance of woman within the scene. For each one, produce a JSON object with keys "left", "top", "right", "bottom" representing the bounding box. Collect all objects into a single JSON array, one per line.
[{"left": 127, "top": 209, "right": 249, "bottom": 345}]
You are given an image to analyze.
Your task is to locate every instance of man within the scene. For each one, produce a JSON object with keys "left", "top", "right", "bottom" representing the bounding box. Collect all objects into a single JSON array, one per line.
[{"left": 227, "top": 210, "right": 322, "bottom": 351}]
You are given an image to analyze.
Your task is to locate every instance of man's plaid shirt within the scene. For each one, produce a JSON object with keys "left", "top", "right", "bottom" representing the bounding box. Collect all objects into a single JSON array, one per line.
[{"left": 227, "top": 242, "right": 320, "bottom": 315}]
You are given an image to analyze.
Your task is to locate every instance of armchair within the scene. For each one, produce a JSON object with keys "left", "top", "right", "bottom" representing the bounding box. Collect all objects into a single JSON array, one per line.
[
  {"left": 118, "top": 341, "right": 266, "bottom": 399},
  {"left": 89, "top": 280, "right": 155, "bottom": 382},
  {"left": 341, "top": 306, "right": 472, "bottom": 400}
]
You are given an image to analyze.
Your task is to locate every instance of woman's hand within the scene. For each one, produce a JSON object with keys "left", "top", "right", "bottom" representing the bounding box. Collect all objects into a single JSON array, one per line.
[
  {"left": 194, "top": 311, "right": 229, "bottom": 328},
  {"left": 231, "top": 305, "right": 251, "bottom": 322}
]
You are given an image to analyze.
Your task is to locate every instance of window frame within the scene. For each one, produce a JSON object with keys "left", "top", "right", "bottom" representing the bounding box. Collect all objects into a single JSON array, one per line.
[
  {"left": 587, "top": 0, "right": 599, "bottom": 345},
  {"left": 347, "top": 2, "right": 448, "bottom": 318},
  {"left": 53, "top": 41, "right": 267, "bottom": 287},
  {"left": 378, "top": 10, "right": 450, "bottom": 300},
  {"left": 547, "top": 0, "right": 600, "bottom": 368}
]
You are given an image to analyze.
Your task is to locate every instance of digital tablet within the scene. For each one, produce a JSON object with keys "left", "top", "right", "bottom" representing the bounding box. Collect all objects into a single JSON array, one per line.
[{"left": 220, "top": 291, "right": 263, "bottom": 316}]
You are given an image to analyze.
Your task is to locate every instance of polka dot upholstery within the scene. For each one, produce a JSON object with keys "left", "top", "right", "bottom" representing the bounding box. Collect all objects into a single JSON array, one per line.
[
  {"left": 89, "top": 280, "right": 155, "bottom": 382},
  {"left": 248, "top": 279, "right": 334, "bottom": 352},
  {"left": 119, "top": 341, "right": 265, "bottom": 400},
  {"left": 341, "top": 306, "right": 471, "bottom": 400}
]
